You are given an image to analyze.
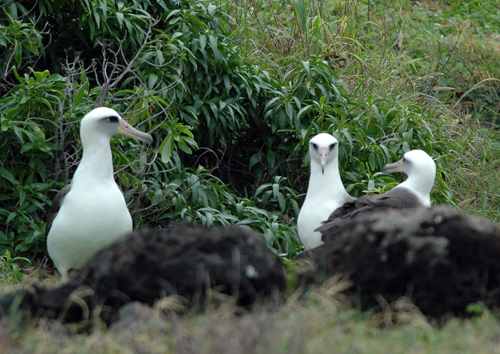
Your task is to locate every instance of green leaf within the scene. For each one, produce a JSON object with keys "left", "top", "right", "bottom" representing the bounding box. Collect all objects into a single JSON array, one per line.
[
  {"left": 199, "top": 34, "right": 207, "bottom": 50},
  {"left": 74, "top": 80, "right": 89, "bottom": 107},
  {"left": 285, "top": 102, "right": 294, "bottom": 120},
  {"left": 0, "top": 231, "right": 8, "bottom": 243},
  {"left": 267, "top": 149, "right": 276, "bottom": 167},
  {"left": 236, "top": 203, "right": 243, "bottom": 219},
  {"left": 380, "top": 145, "right": 391, "bottom": 162},
  {"left": 148, "top": 73, "right": 158, "bottom": 89},
  {"left": 272, "top": 183, "right": 279, "bottom": 198},
  {"left": 13, "top": 43, "right": 22, "bottom": 66},
  {"left": 6, "top": 212, "right": 16, "bottom": 224},
  {"left": 116, "top": 12, "right": 124, "bottom": 27},
  {"left": 302, "top": 60, "right": 310, "bottom": 75},
  {"left": 0, "top": 167, "right": 16, "bottom": 184},
  {"left": 263, "top": 229, "right": 274, "bottom": 246},
  {"left": 160, "top": 135, "right": 174, "bottom": 163},
  {"left": 249, "top": 153, "right": 260, "bottom": 170},
  {"left": 19, "top": 190, "right": 26, "bottom": 207},
  {"left": 23, "top": 41, "right": 39, "bottom": 55},
  {"left": 20, "top": 142, "right": 34, "bottom": 153},
  {"left": 207, "top": 4, "right": 216, "bottom": 16},
  {"left": 151, "top": 189, "right": 163, "bottom": 204},
  {"left": 254, "top": 183, "right": 268, "bottom": 197},
  {"left": 178, "top": 142, "right": 193, "bottom": 154},
  {"left": 156, "top": 50, "right": 164, "bottom": 65},
  {"left": 208, "top": 35, "right": 218, "bottom": 54}
]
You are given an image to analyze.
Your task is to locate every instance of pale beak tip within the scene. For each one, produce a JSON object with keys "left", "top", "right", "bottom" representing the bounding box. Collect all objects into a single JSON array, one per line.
[{"left": 144, "top": 134, "right": 153, "bottom": 145}]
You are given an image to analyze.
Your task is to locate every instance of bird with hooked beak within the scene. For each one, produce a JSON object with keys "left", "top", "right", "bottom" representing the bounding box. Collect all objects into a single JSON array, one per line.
[
  {"left": 381, "top": 149, "right": 435, "bottom": 206},
  {"left": 297, "top": 133, "right": 355, "bottom": 249},
  {"left": 315, "top": 149, "right": 436, "bottom": 236},
  {"left": 46, "top": 107, "right": 153, "bottom": 276}
]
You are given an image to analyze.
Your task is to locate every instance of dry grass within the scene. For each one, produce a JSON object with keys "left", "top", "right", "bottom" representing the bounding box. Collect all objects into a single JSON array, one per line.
[{"left": 2, "top": 274, "right": 500, "bottom": 354}]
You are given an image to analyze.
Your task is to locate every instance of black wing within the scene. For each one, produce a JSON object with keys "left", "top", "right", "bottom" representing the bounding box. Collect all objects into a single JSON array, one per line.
[
  {"left": 315, "top": 187, "right": 422, "bottom": 239},
  {"left": 45, "top": 185, "right": 71, "bottom": 238}
]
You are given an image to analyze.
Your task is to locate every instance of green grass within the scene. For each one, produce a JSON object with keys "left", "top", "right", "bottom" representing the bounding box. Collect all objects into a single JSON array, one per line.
[{"left": 227, "top": 0, "right": 500, "bottom": 219}]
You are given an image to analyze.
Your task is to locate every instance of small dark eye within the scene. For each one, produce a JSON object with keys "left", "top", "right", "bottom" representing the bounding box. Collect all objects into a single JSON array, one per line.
[
  {"left": 311, "top": 143, "right": 318, "bottom": 150},
  {"left": 403, "top": 157, "right": 407, "bottom": 162},
  {"left": 329, "top": 143, "right": 336, "bottom": 150},
  {"left": 107, "top": 116, "right": 119, "bottom": 123}
]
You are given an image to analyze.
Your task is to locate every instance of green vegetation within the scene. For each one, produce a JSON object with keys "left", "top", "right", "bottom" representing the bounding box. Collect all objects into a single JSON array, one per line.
[
  {"left": 0, "top": 250, "right": 29, "bottom": 283},
  {"left": 1, "top": 0, "right": 500, "bottom": 351}
]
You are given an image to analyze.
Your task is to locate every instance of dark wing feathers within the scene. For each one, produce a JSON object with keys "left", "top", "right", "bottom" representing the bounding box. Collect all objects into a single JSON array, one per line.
[
  {"left": 45, "top": 185, "right": 71, "bottom": 238},
  {"left": 315, "top": 187, "right": 422, "bottom": 238}
]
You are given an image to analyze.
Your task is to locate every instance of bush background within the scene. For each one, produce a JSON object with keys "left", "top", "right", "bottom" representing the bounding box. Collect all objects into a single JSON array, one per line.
[{"left": 5, "top": 0, "right": 495, "bottom": 264}]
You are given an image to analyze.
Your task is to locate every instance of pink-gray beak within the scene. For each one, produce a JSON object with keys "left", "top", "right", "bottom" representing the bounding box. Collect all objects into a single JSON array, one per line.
[
  {"left": 318, "top": 147, "right": 329, "bottom": 175},
  {"left": 383, "top": 158, "right": 404, "bottom": 174}
]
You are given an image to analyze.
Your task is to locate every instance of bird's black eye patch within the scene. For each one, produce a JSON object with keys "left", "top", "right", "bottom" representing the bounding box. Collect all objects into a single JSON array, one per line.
[
  {"left": 403, "top": 157, "right": 407, "bottom": 162},
  {"left": 329, "top": 143, "right": 336, "bottom": 150},
  {"left": 106, "top": 116, "right": 119, "bottom": 123},
  {"left": 311, "top": 143, "right": 318, "bottom": 150}
]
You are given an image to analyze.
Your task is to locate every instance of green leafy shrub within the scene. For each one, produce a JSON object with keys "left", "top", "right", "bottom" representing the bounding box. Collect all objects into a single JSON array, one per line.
[
  {"left": 0, "top": 68, "right": 67, "bottom": 256},
  {"left": 0, "top": 3, "right": 43, "bottom": 92},
  {"left": 0, "top": 0, "right": 463, "bottom": 267},
  {"left": 0, "top": 251, "right": 29, "bottom": 283}
]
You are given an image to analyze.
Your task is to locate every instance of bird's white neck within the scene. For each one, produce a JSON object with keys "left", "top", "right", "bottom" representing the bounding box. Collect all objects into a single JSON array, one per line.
[
  {"left": 397, "top": 175, "right": 432, "bottom": 207},
  {"left": 305, "top": 158, "right": 348, "bottom": 202},
  {"left": 72, "top": 135, "right": 115, "bottom": 184}
]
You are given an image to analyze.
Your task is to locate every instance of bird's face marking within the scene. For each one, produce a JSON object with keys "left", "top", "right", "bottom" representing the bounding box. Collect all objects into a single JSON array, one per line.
[
  {"left": 309, "top": 133, "right": 339, "bottom": 175},
  {"left": 106, "top": 115, "right": 119, "bottom": 123},
  {"left": 81, "top": 107, "right": 153, "bottom": 145}
]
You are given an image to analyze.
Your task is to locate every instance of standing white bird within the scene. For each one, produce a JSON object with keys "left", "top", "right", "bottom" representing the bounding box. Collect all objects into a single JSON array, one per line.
[
  {"left": 46, "top": 107, "right": 152, "bottom": 276},
  {"left": 297, "top": 133, "right": 355, "bottom": 249}
]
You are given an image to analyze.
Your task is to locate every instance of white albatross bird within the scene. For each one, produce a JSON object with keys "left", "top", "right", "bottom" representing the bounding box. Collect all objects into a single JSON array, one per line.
[
  {"left": 316, "top": 149, "right": 436, "bottom": 234},
  {"left": 46, "top": 107, "right": 152, "bottom": 276},
  {"left": 382, "top": 149, "right": 436, "bottom": 207},
  {"left": 297, "top": 133, "right": 355, "bottom": 249}
]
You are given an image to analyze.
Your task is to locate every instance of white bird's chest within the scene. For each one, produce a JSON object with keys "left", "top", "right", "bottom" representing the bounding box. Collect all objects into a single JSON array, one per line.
[
  {"left": 297, "top": 164, "right": 348, "bottom": 249},
  {"left": 47, "top": 178, "right": 133, "bottom": 274},
  {"left": 298, "top": 196, "right": 341, "bottom": 245},
  {"left": 49, "top": 178, "right": 133, "bottom": 246},
  {"left": 61, "top": 181, "right": 131, "bottom": 227}
]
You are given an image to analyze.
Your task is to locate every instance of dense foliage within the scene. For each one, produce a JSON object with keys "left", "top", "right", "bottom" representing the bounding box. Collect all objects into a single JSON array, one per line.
[{"left": 0, "top": 0, "right": 477, "bottom": 267}]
